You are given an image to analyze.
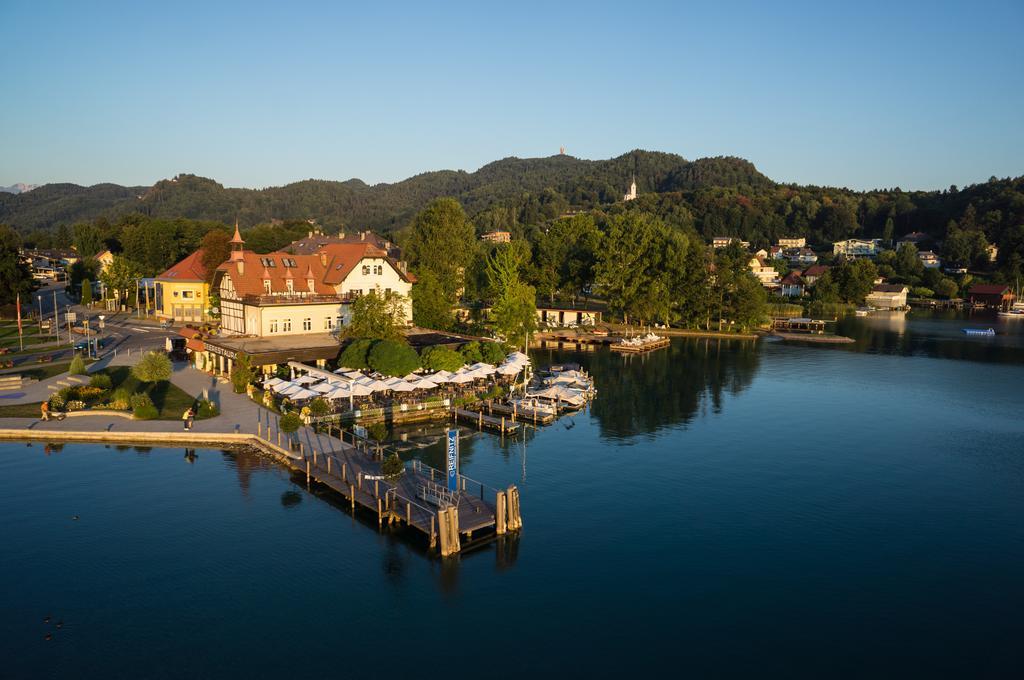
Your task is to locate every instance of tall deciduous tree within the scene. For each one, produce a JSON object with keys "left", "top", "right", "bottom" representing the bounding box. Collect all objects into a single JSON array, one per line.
[
  {"left": 411, "top": 269, "right": 452, "bottom": 331},
  {"left": 486, "top": 245, "right": 537, "bottom": 347},
  {"left": 344, "top": 289, "right": 409, "bottom": 340},
  {"left": 200, "top": 229, "right": 232, "bottom": 281},
  {"left": 99, "top": 255, "right": 141, "bottom": 304},
  {"left": 404, "top": 198, "right": 477, "bottom": 303}
]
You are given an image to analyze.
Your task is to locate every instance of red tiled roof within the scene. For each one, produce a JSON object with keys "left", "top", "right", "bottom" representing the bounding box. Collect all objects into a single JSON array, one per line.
[
  {"left": 186, "top": 338, "right": 206, "bottom": 352},
  {"left": 158, "top": 249, "right": 208, "bottom": 282},
  {"left": 217, "top": 243, "right": 414, "bottom": 297},
  {"left": 781, "top": 271, "right": 803, "bottom": 285},
  {"left": 802, "top": 264, "right": 830, "bottom": 278},
  {"left": 968, "top": 284, "right": 1011, "bottom": 295}
]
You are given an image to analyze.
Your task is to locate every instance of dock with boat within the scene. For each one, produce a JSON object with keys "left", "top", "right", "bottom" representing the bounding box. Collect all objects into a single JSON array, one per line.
[{"left": 609, "top": 333, "right": 671, "bottom": 354}]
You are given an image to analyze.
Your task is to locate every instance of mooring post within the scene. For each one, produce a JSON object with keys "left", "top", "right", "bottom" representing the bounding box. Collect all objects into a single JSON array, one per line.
[
  {"left": 277, "top": 432, "right": 281, "bottom": 448},
  {"left": 377, "top": 498, "right": 382, "bottom": 526},
  {"left": 374, "top": 479, "right": 379, "bottom": 498},
  {"left": 501, "top": 416, "right": 506, "bottom": 433},
  {"left": 349, "top": 483, "right": 355, "bottom": 509},
  {"left": 341, "top": 462, "right": 346, "bottom": 481},
  {"left": 406, "top": 501, "right": 411, "bottom": 524},
  {"left": 478, "top": 411, "right": 483, "bottom": 430},
  {"left": 496, "top": 490, "right": 507, "bottom": 535},
  {"left": 257, "top": 421, "right": 261, "bottom": 438},
  {"left": 305, "top": 460, "right": 310, "bottom": 485},
  {"left": 327, "top": 455, "right": 331, "bottom": 475}
]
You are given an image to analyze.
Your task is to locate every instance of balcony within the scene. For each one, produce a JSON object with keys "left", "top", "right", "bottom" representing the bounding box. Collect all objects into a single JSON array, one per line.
[{"left": 239, "top": 293, "right": 351, "bottom": 306}]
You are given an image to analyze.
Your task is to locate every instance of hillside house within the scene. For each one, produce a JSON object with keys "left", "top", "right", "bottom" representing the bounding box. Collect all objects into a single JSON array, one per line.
[{"left": 748, "top": 256, "right": 780, "bottom": 288}]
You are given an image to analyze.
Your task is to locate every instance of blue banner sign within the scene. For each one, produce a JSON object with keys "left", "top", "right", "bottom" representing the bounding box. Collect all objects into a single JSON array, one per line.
[{"left": 446, "top": 428, "right": 459, "bottom": 491}]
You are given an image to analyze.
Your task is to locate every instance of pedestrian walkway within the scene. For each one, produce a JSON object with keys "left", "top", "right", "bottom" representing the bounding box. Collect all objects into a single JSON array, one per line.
[{"left": 0, "top": 362, "right": 343, "bottom": 458}]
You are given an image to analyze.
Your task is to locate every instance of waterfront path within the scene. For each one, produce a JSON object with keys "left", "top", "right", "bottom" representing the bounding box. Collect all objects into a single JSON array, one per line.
[{"left": 0, "top": 360, "right": 343, "bottom": 458}]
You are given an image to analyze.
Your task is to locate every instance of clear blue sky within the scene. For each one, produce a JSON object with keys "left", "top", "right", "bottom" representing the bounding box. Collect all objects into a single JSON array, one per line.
[{"left": 1, "top": 0, "right": 1021, "bottom": 191}]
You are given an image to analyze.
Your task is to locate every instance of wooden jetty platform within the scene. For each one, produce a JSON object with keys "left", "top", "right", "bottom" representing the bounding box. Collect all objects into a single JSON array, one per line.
[
  {"left": 486, "top": 401, "right": 556, "bottom": 425},
  {"left": 298, "top": 433, "right": 521, "bottom": 556},
  {"left": 454, "top": 408, "right": 521, "bottom": 434},
  {"left": 609, "top": 337, "right": 671, "bottom": 353}
]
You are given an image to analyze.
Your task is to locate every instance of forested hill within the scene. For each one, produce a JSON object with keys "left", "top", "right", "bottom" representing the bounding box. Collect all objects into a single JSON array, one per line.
[{"left": 0, "top": 151, "right": 771, "bottom": 233}]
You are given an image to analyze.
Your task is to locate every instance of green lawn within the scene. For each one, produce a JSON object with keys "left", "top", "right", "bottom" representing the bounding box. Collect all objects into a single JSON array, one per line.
[
  {"left": 18, "top": 360, "right": 94, "bottom": 381},
  {"left": 100, "top": 366, "right": 198, "bottom": 419},
  {"left": 0, "top": 365, "right": 199, "bottom": 421}
]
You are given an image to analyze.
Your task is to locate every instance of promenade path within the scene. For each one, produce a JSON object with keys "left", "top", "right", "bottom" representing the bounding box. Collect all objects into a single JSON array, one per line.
[{"left": 0, "top": 360, "right": 344, "bottom": 457}]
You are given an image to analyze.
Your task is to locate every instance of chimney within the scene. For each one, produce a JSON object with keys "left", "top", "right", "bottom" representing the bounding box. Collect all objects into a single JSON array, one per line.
[
  {"left": 360, "top": 231, "right": 365, "bottom": 241},
  {"left": 319, "top": 253, "right": 327, "bottom": 267}
]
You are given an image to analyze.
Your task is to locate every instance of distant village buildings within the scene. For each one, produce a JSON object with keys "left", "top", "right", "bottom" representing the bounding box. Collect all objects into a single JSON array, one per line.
[
  {"left": 481, "top": 230, "right": 512, "bottom": 244},
  {"left": 833, "top": 239, "right": 882, "bottom": 258}
]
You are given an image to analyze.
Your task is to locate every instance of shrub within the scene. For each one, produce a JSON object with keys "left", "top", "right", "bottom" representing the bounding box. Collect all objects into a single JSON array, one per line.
[
  {"left": 381, "top": 453, "right": 404, "bottom": 477},
  {"left": 279, "top": 412, "right": 302, "bottom": 434},
  {"left": 367, "top": 339, "right": 420, "bottom": 377},
  {"left": 339, "top": 338, "right": 375, "bottom": 369},
  {"left": 196, "top": 399, "right": 219, "bottom": 418},
  {"left": 132, "top": 351, "right": 172, "bottom": 383},
  {"left": 109, "top": 388, "right": 131, "bottom": 410},
  {"left": 459, "top": 341, "right": 483, "bottom": 364},
  {"left": 133, "top": 404, "right": 159, "bottom": 420},
  {"left": 308, "top": 397, "right": 331, "bottom": 417},
  {"left": 68, "top": 355, "right": 87, "bottom": 375},
  {"left": 76, "top": 386, "right": 106, "bottom": 402},
  {"left": 130, "top": 393, "right": 154, "bottom": 413},
  {"left": 48, "top": 393, "right": 65, "bottom": 410},
  {"left": 420, "top": 345, "right": 464, "bottom": 372},
  {"left": 480, "top": 342, "right": 507, "bottom": 365},
  {"left": 66, "top": 400, "right": 86, "bottom": 411},
  {"left": 89, "top": 373, "right": 113, "bottom": 390},
  {"left": 58, "top": 385, "right": 78, "bottom": 402}
]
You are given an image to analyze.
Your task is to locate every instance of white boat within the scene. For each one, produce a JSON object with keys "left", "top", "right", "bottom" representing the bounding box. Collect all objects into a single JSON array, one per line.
[{"left": 508, "top": 398, "right": 558, "bottom": 417}]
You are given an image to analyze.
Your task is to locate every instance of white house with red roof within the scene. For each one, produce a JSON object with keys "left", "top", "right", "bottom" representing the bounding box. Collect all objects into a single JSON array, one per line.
[{"left": 214, "top": 227, "right": 414, "bottom": 337}]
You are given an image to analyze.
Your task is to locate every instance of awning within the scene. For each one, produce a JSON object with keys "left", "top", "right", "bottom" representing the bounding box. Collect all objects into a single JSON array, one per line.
[
  {"left": 186, "top": 338, "right": 205, "bottom": 352},
  {"left": 179, "top": 327, "right": 202, "bottom": 339}
]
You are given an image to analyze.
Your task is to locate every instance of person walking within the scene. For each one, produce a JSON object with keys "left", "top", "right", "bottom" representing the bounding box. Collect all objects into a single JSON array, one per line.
[
  {"left": 187, "top": 406, "right": 195, "bottom": 431},
  {"left": 40, "top": 401, "right": 50, "bottom": 421},
  {"left": 182, "top": 407, "right": 192, "bottom": 431}
]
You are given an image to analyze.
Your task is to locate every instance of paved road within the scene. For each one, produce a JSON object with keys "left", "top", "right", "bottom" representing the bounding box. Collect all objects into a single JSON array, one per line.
[{"left": 11, "top": 282, "right": 177, "bottom": 367}]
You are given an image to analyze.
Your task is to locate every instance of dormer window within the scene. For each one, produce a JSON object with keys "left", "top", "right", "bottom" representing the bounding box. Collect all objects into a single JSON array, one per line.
[
  {"left": 307, "top": 278, "right": 315, "bottom": 293},
  {"left": 285, "top": 279, "right": 294, "bottom": 293},
  {"left": 263, "top": 280, "right": 272, "bottom": 294},
  {"left": 374, "top": 265, "right": 383, "bottom": 275}
]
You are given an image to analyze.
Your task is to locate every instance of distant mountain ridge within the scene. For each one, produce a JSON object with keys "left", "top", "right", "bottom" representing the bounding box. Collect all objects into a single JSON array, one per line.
[
  {"left": 0, "top": 183, "right": 39, "bottom": 195},
  {"left": 0, "top": 151, "right": 773, "bottom": 233}
]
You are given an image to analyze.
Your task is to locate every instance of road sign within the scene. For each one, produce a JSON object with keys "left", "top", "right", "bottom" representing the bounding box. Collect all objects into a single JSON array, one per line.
[
  {"left": 446, "top": 429, "right": 459, "bottom": 491},
  {"left": 65, "top": 312, "right": 77, "bottom": 323}
]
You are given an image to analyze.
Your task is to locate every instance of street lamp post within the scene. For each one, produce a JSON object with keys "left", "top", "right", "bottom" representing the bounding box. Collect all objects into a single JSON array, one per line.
[{"left": 37, "top": 295, "right": 42, "bottom": 332}]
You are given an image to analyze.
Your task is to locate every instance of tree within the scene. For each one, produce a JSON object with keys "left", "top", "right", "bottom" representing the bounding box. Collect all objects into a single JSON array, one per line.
[
  {"left": 230, "top": 353, "right": 254, "bottom": 394},
  {"left": 99, "top": 256, "right": 141, "bottom": 305},
  {"left": 80, "top": 279, "right": 93, "bottom": 305},
  {"left": 833, "top": 259, "right": 878, "bottom": 303},
  {"left": 0, "top": 225, "right": 33, "bottom": 306},
  {"left": 339, "top": 338, "right": 374, "bottom": 369},
  {"left": 381, "top": 452, "right": 404, "bottom": 477},
  {"left": 480, "top": 342, "right": 507, "bottom": 364},
  {"left": 486, "top": 244, "right": 537, "bottom": 346},
  {"left": 200, "top": 229, "right": 232, "bottom": 282},
  {"left": 420, "top": 345, "right": 464, "bottom": 372},
  {"left": 729, "top": 272, "right": 768, "bottom": 331},
  {"left": 933, "top": 278, "right": 959, "bottom": 299},
  {"left": 404, "top": 198, "right": 477, "bottom": 302},
  {"left": 344, "top": 289, "right": 409, "bottom": 340},
  {"left": 279, "top": 412, "right": 302, "bottom": 434},
  {"left": 367, "top": 339, "right": 420, "bottom": 377},
  {"left": 459, "top": 341, "right": 483, "bottom": 363},
  {"left": 72, "top": 222, "right": 104, "bottom": 258},
  {"left": 882, "top": 215, "right": 895, "bottom": 244},
  {"left": 68, "top": 259, "right": 99, "bottom": 297},
  {"left": 410, "top": 269, "right": 452, "bottom": 331},
  {"left": 132, "top": 351, "right": 172, "bottom": 383},
  {"left": 894, "top": 243, "right": 924, "bottom": 281}
]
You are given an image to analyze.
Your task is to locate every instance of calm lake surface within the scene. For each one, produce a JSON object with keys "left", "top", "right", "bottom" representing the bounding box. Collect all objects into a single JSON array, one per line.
[{"left": 2, "top": 311, "right": 1023, "bottom": 678}]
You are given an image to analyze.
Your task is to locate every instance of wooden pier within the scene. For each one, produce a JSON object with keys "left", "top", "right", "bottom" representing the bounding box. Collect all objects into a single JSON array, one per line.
[
  {"left": 454, "top": 408, "right": 521, "bottom": 434},
  {"left": 609, "top": 337, "right": 671, "bottom": 353},
  {"left": 486, "top": 401, "right": 556, "bottom": 425},
  {"left": 296, "top": 433, "right": 521, "bottom": 556}
]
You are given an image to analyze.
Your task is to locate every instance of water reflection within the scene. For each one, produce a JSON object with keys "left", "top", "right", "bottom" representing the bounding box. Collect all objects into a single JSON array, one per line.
[
  {"left": 534, "top": 338, "right": 761, "bottom": 440},
  {"left": 835, "top": 309, "right": 1024, "bottom": 363}
]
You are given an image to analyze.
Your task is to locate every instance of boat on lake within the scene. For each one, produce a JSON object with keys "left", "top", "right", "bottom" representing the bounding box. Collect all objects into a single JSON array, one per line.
[{"left": 962, "top": 327, "right": 996, "bottom": 336}]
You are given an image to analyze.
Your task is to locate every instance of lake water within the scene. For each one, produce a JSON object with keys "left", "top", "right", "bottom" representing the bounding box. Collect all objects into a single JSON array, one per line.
[{"left": 2, "top": 311, "right": 1023, "bottom": 678}]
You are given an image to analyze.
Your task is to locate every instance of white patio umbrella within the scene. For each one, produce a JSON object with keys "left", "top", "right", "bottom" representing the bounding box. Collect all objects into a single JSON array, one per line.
[
  {"left": 385, "top": 379, "right": 416, "bottom": 392},
  {"left": 449, "top": 372, "right": 475, "bottom": 384},
  {"left": 275, "top": 382, "right": 304, "bottom": 396},
  {"left": 343, "top": 370, "right": 365, "bottom": 380},
  {"left": 287, "top": 387, "right": 320, "bottom": 401},
  {"left": 433, "top": 370, "right": 455, "bottom": 379},
  {"left": 496, "top": 363, "right": 521, "bottom": 376},
  {"left": 312, "top": 381, "right": 341, "bottom": 394},
  {"left": 294, "top": 374, "right": 320, "bottom": 385},
  {"left": 506, "top": 351, "right": 529, "bottom": 364},
  {"left": 347, "top": 382, "right": 374, "bottom": 397},
  {"left": 468, "top": 362, "right": 495, "bottom": 372},
  {"left": 263, "top": 377, "right": 285, "bottom": 389},
  {"left": 363, "top": 379, "right": 391, "bottom": 392},
  {"left": 402, "top": 373, "right": 424, "bottom": 381}
]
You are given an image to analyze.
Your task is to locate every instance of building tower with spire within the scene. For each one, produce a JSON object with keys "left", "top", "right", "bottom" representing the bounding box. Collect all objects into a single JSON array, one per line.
[
  {"left": 623, "top": 174, "right": 637, "bottom": 202},
  {"left": 229, "top": 221, "right": 245, "bottom": 261}
]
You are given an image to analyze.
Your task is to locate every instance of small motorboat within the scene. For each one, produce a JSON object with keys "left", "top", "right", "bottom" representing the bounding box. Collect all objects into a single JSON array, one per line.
[
  {"left": 962, "top": 327, "right": 996, "bottom": 336},
  {"left": 854, "top": 307, "right": 870, "bottom": 317}
]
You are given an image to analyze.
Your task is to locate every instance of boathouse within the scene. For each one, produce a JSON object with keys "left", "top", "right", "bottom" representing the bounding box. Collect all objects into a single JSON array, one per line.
[
  {"left": 967, "top": 284, "right": 1014, "bottom": 309},
  {"left": 866, "top": 284, "right": 909, "bottom": 309}
]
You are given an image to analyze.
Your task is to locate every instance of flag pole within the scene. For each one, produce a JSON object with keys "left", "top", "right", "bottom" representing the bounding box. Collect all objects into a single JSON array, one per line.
[{"left": 17, "top": 293, "right": 24, "bottom": 351}]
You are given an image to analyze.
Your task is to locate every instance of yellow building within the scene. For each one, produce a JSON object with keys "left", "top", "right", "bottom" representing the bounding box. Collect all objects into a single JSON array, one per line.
[{"left": 155, "top": 250, "right": 211, "bottom": 323}]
